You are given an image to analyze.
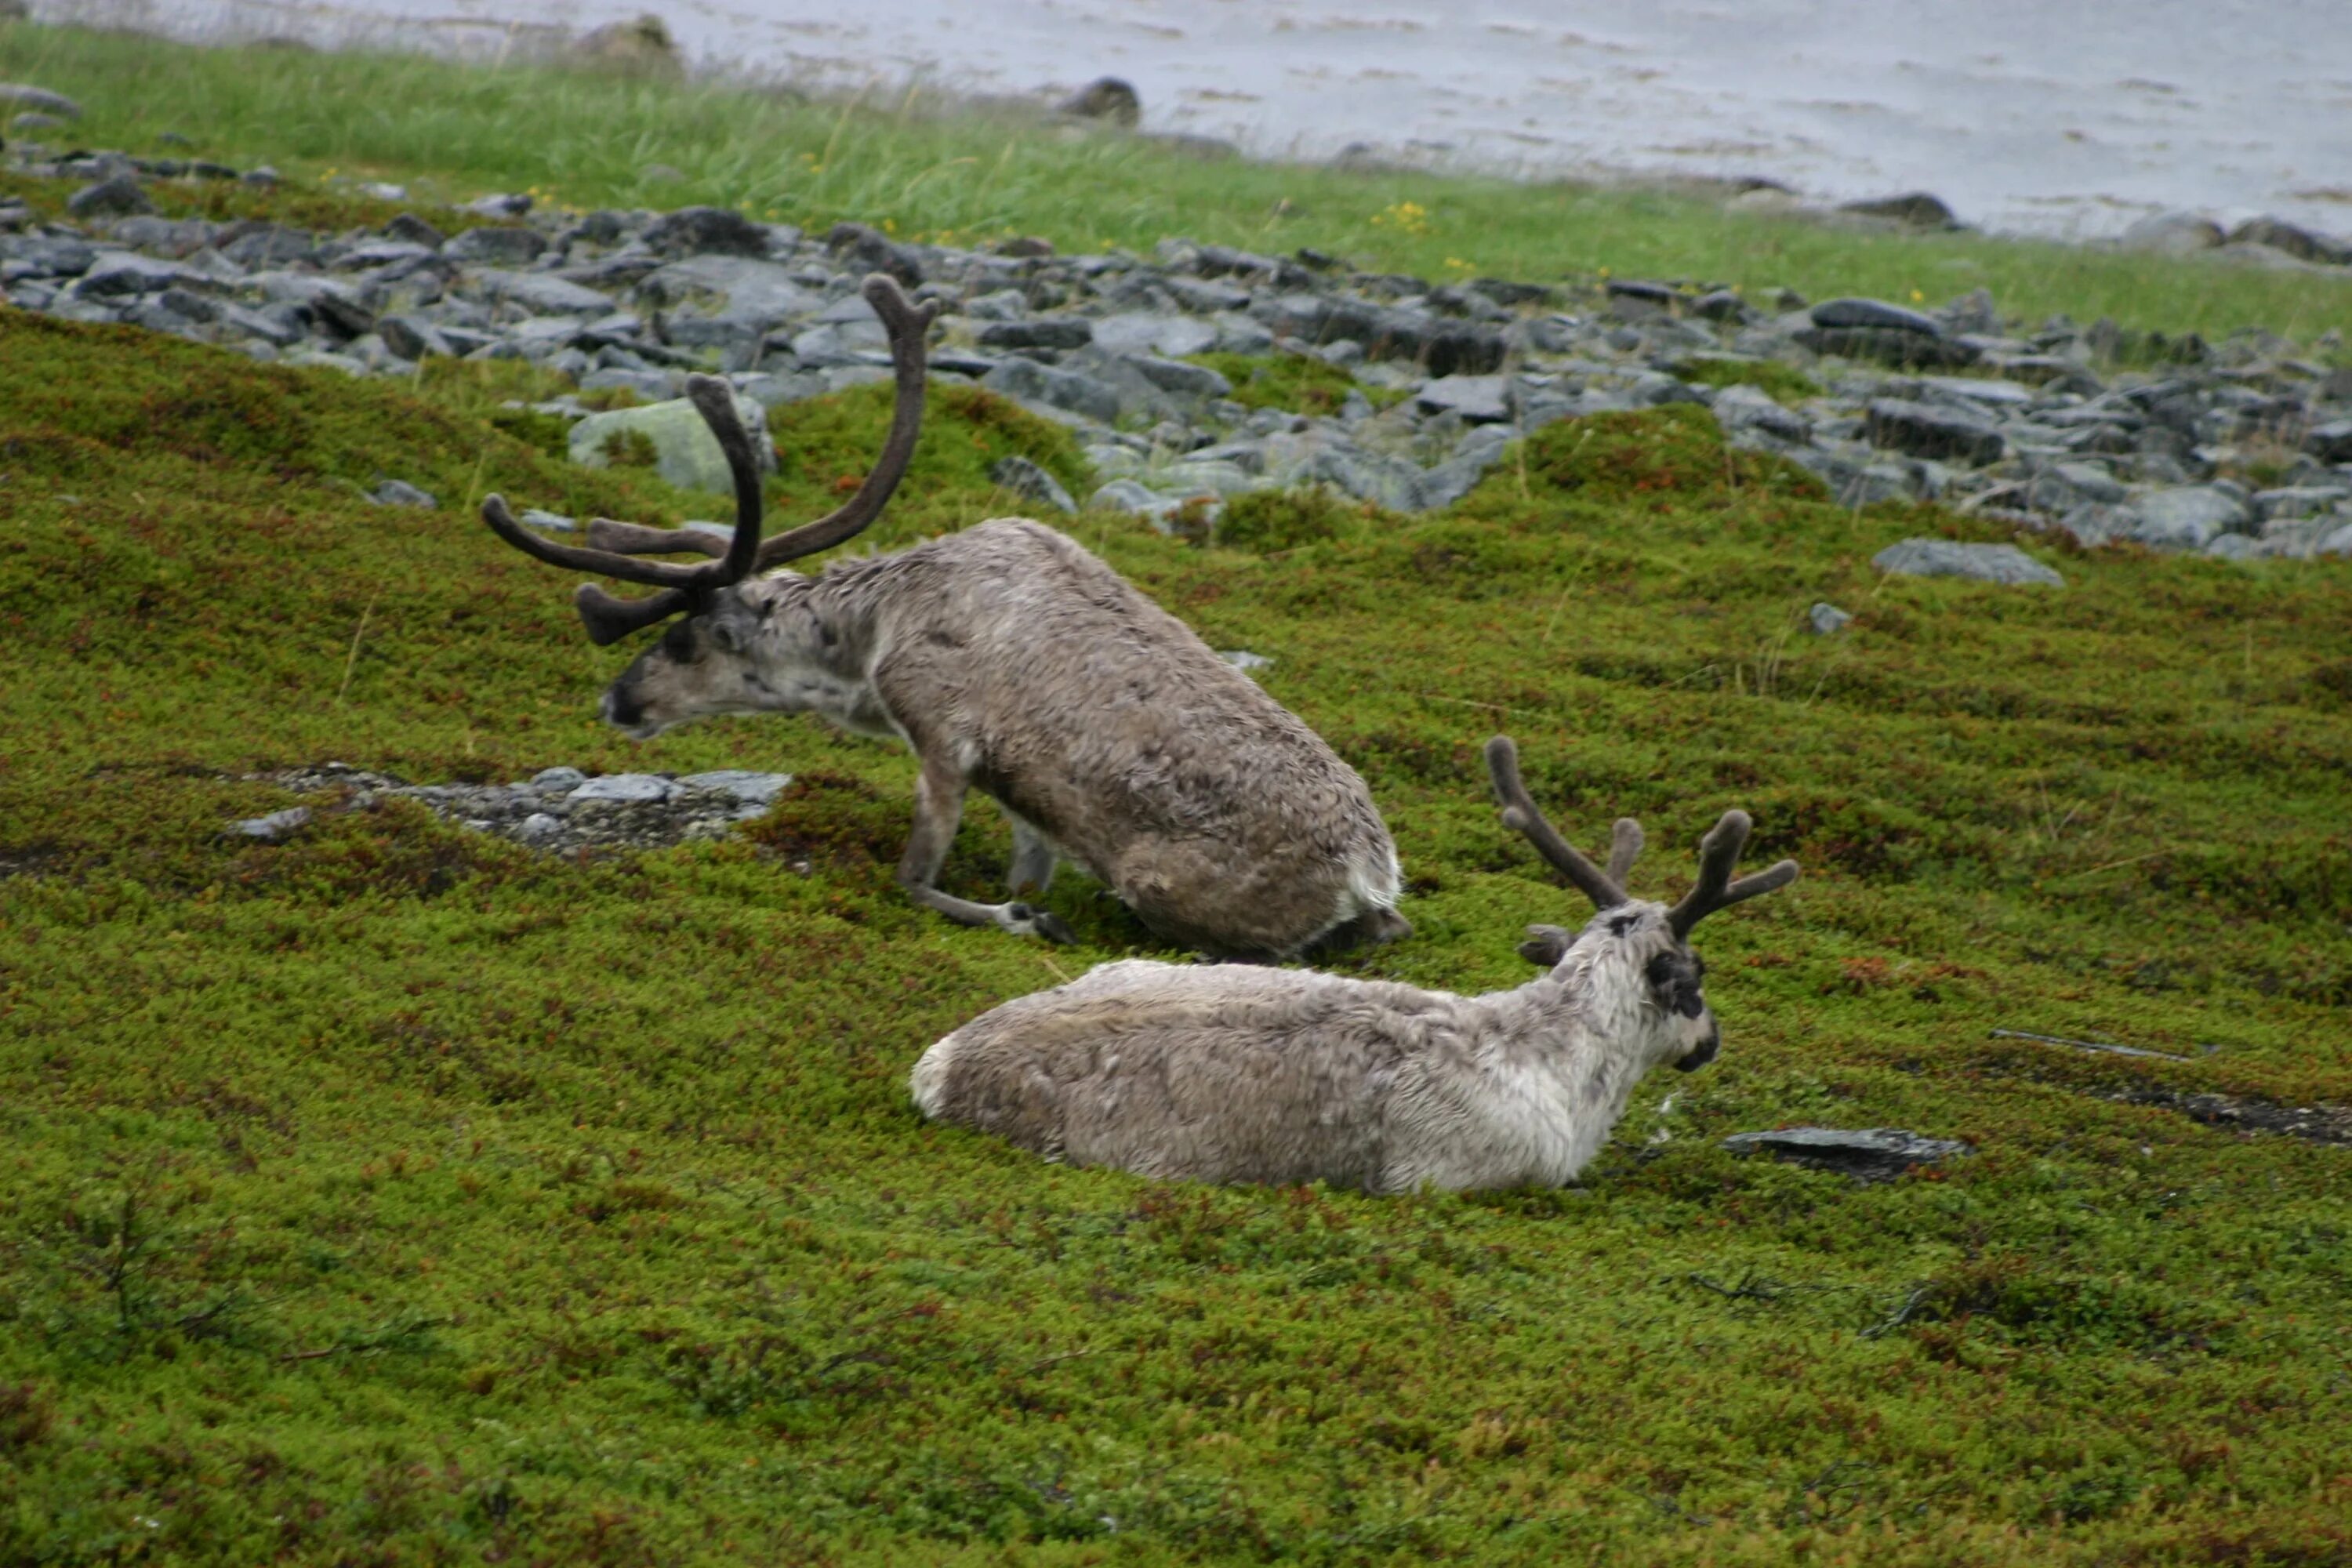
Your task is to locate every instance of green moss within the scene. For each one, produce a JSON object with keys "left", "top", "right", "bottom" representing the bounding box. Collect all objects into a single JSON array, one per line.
[
  {"left": 1187, "top": 351, "right": 1406, "bottom": 417},
  {"left": 4, "top": 299, "right": 2352, "bottom": 1566},
  {"left": 1672, "top": 354, "right": 1826, "bottom": 404},
  {"left": 1214, "top": 487, "right": 1389, "bottom": 553}
]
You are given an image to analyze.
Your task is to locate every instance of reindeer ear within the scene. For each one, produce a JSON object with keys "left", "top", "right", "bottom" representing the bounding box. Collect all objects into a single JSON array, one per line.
[{"left": 1517, "top": 924, "right": 1573, "bottom": 966}]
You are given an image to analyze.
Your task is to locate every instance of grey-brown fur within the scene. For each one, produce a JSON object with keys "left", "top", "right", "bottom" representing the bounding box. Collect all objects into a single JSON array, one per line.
[
  {"left": 910, "top": 737, "right": 1797, "bottom": 1192},
  {"left": 611, "top": 519, "right": 1406, "bottom": 956},
  {"left": 481, "top": 274, "right": 1404, "bottom": 956}
]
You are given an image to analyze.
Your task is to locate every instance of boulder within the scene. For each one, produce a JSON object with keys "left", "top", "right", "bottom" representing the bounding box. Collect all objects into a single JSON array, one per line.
[
  {"left": 472, "top": 269, "right": 614, "bottom": 315},
  {"left": 1721, "top": 1127, "right": 1970, "bottom": 1182},
  {"left": 2123, "top": 485, "right": 2250, "bottom": 550},
  {"left": 2118, "top": 212, "right": 2223, "bottom": 254},
  {"left": 568, "top": 393, "right": 779, "bottom": 493},
  {"left": 1059, "top": 76, "right": 1141, "bottom": 128},
  {"left": 1873, "top": 539, "right": 2064, "bottom": 587},
  {"left": 980, "top": 357, "right": 1123, "bottom": 425},
  {"left": 989, "top": 455, "right": 1077, "bottom": 515},
  {"left": 67, "top": 176, "right": 154, "bottom": 220},
  {"left": 644, "top": 205, "right": 772, "bottom": 258},
  {"left": 568, "top": 13, "right": 685, "bottom": 79},
  {"left": 1864, "top": 397, "right": 2005, "bottom": 465}
]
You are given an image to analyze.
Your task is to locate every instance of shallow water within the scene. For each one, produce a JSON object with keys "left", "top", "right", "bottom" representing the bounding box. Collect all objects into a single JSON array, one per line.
[{"left": 45, "top": 0, "right": 2352, "bottom": 238}]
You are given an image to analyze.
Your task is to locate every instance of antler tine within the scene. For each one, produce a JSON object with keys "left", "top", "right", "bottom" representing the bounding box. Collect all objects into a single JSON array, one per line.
[
  {"left": 1483, "top": 735, "right": 1631, "bottom": 912},
  {"left": 574, "top": 582, "right": 693, "bottom": 646},
  {"left": 481, "top": 492, "right": 728, "bottom": 589},
  {"left": 1604, "top": 818, "right": 1644, "bottom": 886},
  {"left": 584, "top": 518, "right": 729, "bottom": 557},
  {"left": 752, "top": 274, "right": 940, "bottom": 568},
  {"left": 1664, "top": 809, "right": 1798, "bottom": 938}
]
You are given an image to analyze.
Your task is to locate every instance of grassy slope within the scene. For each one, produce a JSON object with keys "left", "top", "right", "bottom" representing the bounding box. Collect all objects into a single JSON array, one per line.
[
  {"left": 5, "top": 22, "right": 2352, "bottom": 343},
  {"left": 0, "top": 27, "right": 2350, "bottom": 1566},
  {"left": 3, "top": 306, "right": 2350, "bottom": 1563}
]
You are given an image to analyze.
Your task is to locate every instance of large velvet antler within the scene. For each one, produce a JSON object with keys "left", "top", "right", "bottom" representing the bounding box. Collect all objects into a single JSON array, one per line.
[
  {"left": 481, "top": 273, "right": 940, "bottom": 646},
  {"left": 1483, "top": 735, "right": 1640, "bottom": 912},
  {"left": 1664, "top": 811, "right": 1798, "bottom": 938}
]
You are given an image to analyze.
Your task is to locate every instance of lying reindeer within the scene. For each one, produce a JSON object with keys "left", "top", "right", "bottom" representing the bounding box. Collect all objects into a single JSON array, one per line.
[
  {"left": 481, "top": 274, "right": 1407, "bottom": 957},
  {"left": 911, "top": 735, "right": 1798, "bottom": 1192}
]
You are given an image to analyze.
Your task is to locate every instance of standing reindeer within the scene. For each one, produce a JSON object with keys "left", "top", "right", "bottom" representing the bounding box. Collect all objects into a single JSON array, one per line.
[
  {"left": 481, "top": 274, "right": 1407, "bottom": 957},
  {"left": 911, "top": 736, "right": 1798, "bottom": 1192}
]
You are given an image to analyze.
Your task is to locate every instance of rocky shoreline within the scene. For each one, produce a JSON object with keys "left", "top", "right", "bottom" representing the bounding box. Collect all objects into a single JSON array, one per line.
[{"left": 5, "top": 103, "right": 2351, "bottom": 571}]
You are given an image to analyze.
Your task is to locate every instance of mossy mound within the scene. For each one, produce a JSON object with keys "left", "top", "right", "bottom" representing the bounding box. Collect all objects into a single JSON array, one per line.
[{"left": 4, "top": 307, "right": 2351, "bottom": 1565}]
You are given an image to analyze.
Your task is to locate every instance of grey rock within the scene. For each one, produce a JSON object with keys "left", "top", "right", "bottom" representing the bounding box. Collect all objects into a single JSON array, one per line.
[
  {"left": 677, "top": 770, "right": 793, "bottom": 805},
  {"left": 9, "top": 110, "right": 61, "bottom": 133},
  {"left": 253, "top": 274, "right": 376, "bottom": 338},
  {"left": 0, "top": 83, "right": 82, "bottom": 118},
  {"left": 2035, "top": 461, "right": 2127, "bottom": 506},
  {"left": 978, "top": 317, "right": 1094, "bottom": 350},
  {"left": 981, "top": 357, "right": 1123, "bottom": 425},
  {"left": 517, "top": 812, "right": 564, "bottom": 843},
  {"left": 109, "top": 215, "right": 217, "bottom": 257},
  {"left": 1864, "top": 397, "right": 2005, "bottom": 465},
  {"left": 2253, "top": 486, "right": 2347, "bottom": 521},
  {"left": 1835, "top": 192, "right": 1959, "bottom": 230},
  {"left": 230, "top": 806, "right": 312, "bottom": 842},
  {"left": 2204, "top": 533, "right": 2262, "bottom": 561},
  {"left": 1710, "top": 383, "right": 1812, "bottom": 445},
  {"left": 1873, "top": 539, "right": 2064, "bottom": 586},
  {"left": 445, "top": 225, "right": 547, "bottom": 266},
  {"left": 568, "top": 393, "right": 778, "bottom": 492},
  {"left": 532, "top": 766, "right": 589, "bottom": 790},
  {"left": 1809, "top": 602, "right": 1853, "bottom": 635},
  {"left": 384, "top": 213, "right": 448, "bottom": 248},
  {"left": 378, "top": 314, "right": 455, "bottom": 361},
  {"left": 2318, "top": 521, "right": 2352, "bottom": 557},
  {"left": 1415, "top": 373, "right": 1511, "bottom": 423},
  {"left": 2304, "top": 419, "right": 2352, "bottom": 463},
  {"left": 570, "top": 773, "right": 675, "bottom": 804},
  {"left": 2125, "top": 485, "right": 2251, "bottom": 550},
  {"left": 2119, "top": 211, "right": 2224, "bottom": 255},
  {"left": 67, "top": 176, "right": 154, "bottom": 220},
  {"left": 73, "top": 252, "right": 189, "bottom": 297},
  {"left": 1810, "top": 297, "right": 1943, "bottom": 334},
  {"left": 465, "top": 193, "right": 533, "bottom": 219},
  {"left": 824, "top": 221, "right": 924, "bottom": 287},
  {"left": 370, "top": 479, "right": 438, "bottom": 509},
  {"left": 989, "top": 455, "right": 1078, "bottom": 515},
  {"left": 1058, "top": 75, "right": 1140, "bottom": 127},
  {"left": 2225, "top": 217, "right": 2350, "bottom": 267},
  {"left": 637, "top": 254, "right": 819, "bottom": 337},
  {"left": 3, "top": 234, "right": 96, "bottom": 276},
  {"left": 1720, "top": 1127, "right": 1970, "bottom": 1181},
  {"left": 1120, "top": 353, "right": 1232, "bottom": 400},
  {"left": 472, "top": 269, "right": 613, "bottom": 315},
  {"left": 221, "top": 225, "right": 316, "bottom": 269}
]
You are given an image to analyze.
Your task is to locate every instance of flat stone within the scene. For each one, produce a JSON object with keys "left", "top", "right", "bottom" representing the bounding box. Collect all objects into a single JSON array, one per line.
[
  {"left": 637, "top": 254, "right": 821, "bottom": 338},
  {"left": 644, "top": 205, "right": 772, "bottom": 257},
  {"left": 1711, "top": 383, "right": 1812, "bottom": 444},
  {"left": 1721, "top": 1126, "right": 1970, "bottom": 1182},
  {"left": 1873, "top": 539, "right": 2064, "bottom": 587},
  {"left": 229, "top": 806, "right": 312, "bottom": 842},
  {"left": 677, "top": 770, "right": 793, "bottom": 805},
  {"left": 2118, "top": 211, "right": 2223, "bottom": 255},
  {"left": 1415, "top": 373, "right": 1511, "bottom": 423},
  {"left": 67, "top": 176, "right": 154, "bottom": 220},
  {"left": 472, "top": 269, "right": 613, "bottom": 315},
  {"left": 980, "top": 358, "right": 1123, "bottom": 426},
  {"left": 369, "top": 479, "right": 437, "bottom": 508},
  {"left": 2125, "top": 485, "right": 2251, "bottom": 550},
  {"left": 2253, "top": 486, "right": 2348, "bottom": 521},
  {"left": 977, "top": 318, "right": 1094, "bottom": 350},
  {"left": 1121, "top": 353, "right": 1232, "bottom": 400},
  {"left": 1796, "top": 325, "right": 1980, "bottom": 370},
  {"left": 568, "top": 393, "right": 778, "bottom": 493},
  {"left": 1809, "top": 602, "right": 1852, "bottom": 634},
  {"left": 1864, "top": 397, "right": 2005, "bottom": 465},
  {"left": 72, "top": 252, "right": 188, "bottom": 297},
  {"left": 445, "top": 225, "right": 547, "bottom": 266},
  {"left": 569, "top": 773, "right": 674, "bottom": 804},
  {"left": 1810, "top": 297, "right": 1942, "bottom": 334},
  {"left": 532, "top": 766, "right": 588, "bottom": 790},
  {"left": 988, "top": 455, "right": 1078, "bottom": 515},
  {"left": 2304, "top": 419, "right": 2352, "bottom": 463},
  {"left": 1835, "top": 192, "right": 1959, "bottom": 229}
]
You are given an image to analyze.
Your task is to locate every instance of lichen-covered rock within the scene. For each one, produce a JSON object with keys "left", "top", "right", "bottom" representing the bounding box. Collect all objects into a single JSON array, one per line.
[
  {"left": 568, "top": 393, "right": 777, "bottom": 493},
  {"left": 1873, "top": 539, "right": 2064, "bottom": 587}
]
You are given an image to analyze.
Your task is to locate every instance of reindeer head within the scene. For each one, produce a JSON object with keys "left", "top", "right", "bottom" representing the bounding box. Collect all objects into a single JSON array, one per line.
[
  {"left": 1485, "top": 736, "right": 1798, "bottom": 1073},
  {"left": 477, "top": 274, "right": 940, "bottom": 738}
]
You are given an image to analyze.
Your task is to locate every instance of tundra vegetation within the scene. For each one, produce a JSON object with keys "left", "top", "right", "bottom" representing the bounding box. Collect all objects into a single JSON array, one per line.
[{"left": 2, "top": 26, "right": 2351, "bottom": 1568}]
